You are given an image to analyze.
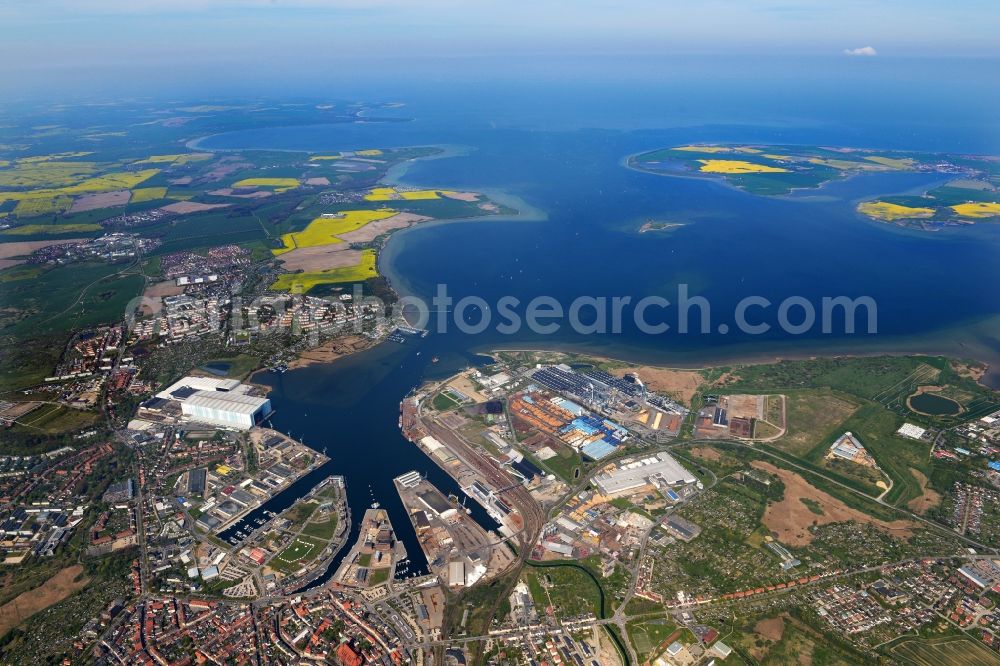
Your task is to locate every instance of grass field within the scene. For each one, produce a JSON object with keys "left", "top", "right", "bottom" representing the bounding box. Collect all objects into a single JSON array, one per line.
[
  {"left": 272, "top": 536, "right": 324, "bottom": 571},
  {"left": 198, "top": 354, "right": 260, "bottom": 380},
  {"left": 432, "top": 392, "right": 460, "bottom": 411},
  {"left": 625, "top": 619, "right": 680, "bottom": 662},
  {"left": 774, "top": 389, "right": 861, "bottom": 457},
  {"left": 270, "top": 249, "right": 378, "bottom": 292},
  {"left": 12, "top": 403, "right": 98, "bottom": 434},
  {"left": 301, "top": 515, "right": 338, "bottom": 540},
  {"left": 369, "top": 568, "right": 390, "bottom": 585},
  {"left": 890, "top": 636, "right": 1000, "bottom": 666},
  {"left": 0, "top": 565, "right": 90, "bottom": 639},
  {"left": 522, "top": 564, "right": 602, "bottom": 617}
]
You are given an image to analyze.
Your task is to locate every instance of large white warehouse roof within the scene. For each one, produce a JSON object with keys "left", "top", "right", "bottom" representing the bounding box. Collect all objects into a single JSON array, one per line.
[
  {"left": 184, "top": 390, "right": 269, "bottom": 415},
  {"left": 594, "top": 452, "right": 695, "bottom": 495}
]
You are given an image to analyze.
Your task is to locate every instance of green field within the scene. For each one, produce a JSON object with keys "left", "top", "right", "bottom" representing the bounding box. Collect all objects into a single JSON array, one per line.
[
  {"left": 774, "top": 388, "right": 861, "bottom": 457},
  {"left": 10, "top": 403, "right": 98, "bottom": 434},
  {"left": 369, "top": 568, "right": 390, "bottom": 585},
  {"left": 890, "top": 636, "right": 1000, "bottom": 666},
  {"left": 522, "top": 564, "right": 603, "bottom": 617},
  {"left": 271, "top": 536, "right": 324, "bottom": 572},
  {"left": 432, "top": 392, "right": 460, "bottom": 411},
  {"left": 301, "top": 515, "right": 338, "bottom": 540},
  {"left": 625, "top": 619, "right": 680, "bottom": 662}
]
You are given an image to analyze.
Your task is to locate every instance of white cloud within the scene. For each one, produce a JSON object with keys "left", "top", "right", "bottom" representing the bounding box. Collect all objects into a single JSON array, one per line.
[{"left": 843, "top": 45, "right": 877, "bottom": 56}]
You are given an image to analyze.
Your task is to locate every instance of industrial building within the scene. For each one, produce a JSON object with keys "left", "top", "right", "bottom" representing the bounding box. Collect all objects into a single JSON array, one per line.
[
  {"left": 187, "top": 468, "right": 207, "bottom": 496},
  {"left": 593, "top": 452, "right": 695, "bottom": 496},
  {"left": 828, "top": 432, "right": 876, "bottom": 467},
  {"left": 180, "top": 391, "right": 271, "bottom": 430},
  {"left": 154, "top": 376, "right": 272, "bottom": 430}
]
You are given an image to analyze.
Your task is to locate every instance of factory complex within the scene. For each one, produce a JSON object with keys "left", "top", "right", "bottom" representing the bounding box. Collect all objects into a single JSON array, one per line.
[
  {"left": 141, "top": 376, "right": 273, "bottom": 430},
  {"left": 593, "top": 451, "right": 697, "bottom": 496}
]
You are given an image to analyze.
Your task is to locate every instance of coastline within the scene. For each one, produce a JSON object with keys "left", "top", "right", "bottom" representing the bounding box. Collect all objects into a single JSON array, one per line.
[
  {"left": 201, "top": 135, "right": 998, "bottom": 391},
  {"left": 479, "top": 325, "right": 1000, "bottom": 389}
]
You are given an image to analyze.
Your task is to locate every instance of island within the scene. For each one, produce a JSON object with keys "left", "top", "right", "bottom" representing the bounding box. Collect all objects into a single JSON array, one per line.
[{"left": 629, "top": 143, "right": 1000, "bottom": 230}]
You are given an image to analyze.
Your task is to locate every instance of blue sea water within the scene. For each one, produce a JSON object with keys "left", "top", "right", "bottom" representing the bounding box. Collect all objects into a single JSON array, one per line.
[{"left": 199, "top": 57, "right": 1000, "bottom": 585}]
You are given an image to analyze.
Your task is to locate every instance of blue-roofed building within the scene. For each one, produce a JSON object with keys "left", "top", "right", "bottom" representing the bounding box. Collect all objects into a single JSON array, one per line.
[
  {"left": 551, "top": 397, "right": 585, "bottom": 416},
  {"left": 581, "top": 440, "right": 617, "bottom": 460},
  {"left": 990, "top": 461, "right": 1000, "bottom": 472}
]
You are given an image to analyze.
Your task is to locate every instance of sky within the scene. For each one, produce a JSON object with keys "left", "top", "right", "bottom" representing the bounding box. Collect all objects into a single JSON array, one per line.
[{"left": 1, "top": 0, "right": 998, "bottom": 96}]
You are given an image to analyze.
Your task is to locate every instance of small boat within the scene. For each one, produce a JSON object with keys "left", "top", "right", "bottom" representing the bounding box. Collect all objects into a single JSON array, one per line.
[{"left": 431, "top": 356, "right": 439, "bottom": 363}]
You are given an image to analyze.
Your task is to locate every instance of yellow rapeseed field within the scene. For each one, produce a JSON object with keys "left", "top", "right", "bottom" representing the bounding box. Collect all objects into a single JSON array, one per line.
[
  {"left": 12, "top": 196, "right": 73, "bottom": 217},
  {"left": 864, "top": 156, "right": 916, "bottom": 169},
  {"left": 364, "top": 187, "right": 458, "bottom": 201},
  {"left": 697, "top": 160, "right": 790, "bottom": 174},
  {"left": 130, "top": 187, "right": 168, "bottom": 203},
  {"left": 270, "top": 249, "right": 379, "bottom": 293},
  {"left": 364, "top": 187, "right": 397, "bottom": 201},
  {"left": 0, "top": 161, "right": 101, "bottom": 188},
  {"left": 672, "top": 145, "right": 731, "bottom": 153},
  {"left": 135, "top": 153, "right": 212, "bottom": 165},
  {"left": 0, "top": 169, "right": 159, "bottom": 215},
  {"left": 950, "top": 202, "right": 1000, "bottom": 218},
  {"left": 232, "top": 177, "right": 300, "bottom": 192},
  {"left": 272, "top": 209, "right": 397, "bottom": 255},
  {"left": 400, "top": 189, "right": 459, "bottom": 200},
  {"left": 355, "top": 149, "right": 383, "bottom": 157},
  {"left": 1, "top": 223, "right": 101, "bottom": 235},
  {"left": 308, "top": 155, "right": 342, "bottom": 161},
  {"left": 857, "top": 201, "right": 935, "bottom": 221},
  {"left": 16, "top": 152, "right": 93, "bottom": 163}
]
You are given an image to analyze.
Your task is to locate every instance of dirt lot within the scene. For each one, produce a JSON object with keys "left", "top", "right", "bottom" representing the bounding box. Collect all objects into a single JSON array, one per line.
[
  {"left": 442, "top": 191, "right": 480, "bottom": 202},
  {"left": 69, "top": 189, "right": 131, "bottom": 213},
  {"left": 445, "top": 372, "right": 489, "bottom": 403},
  {"left": 140, "top": 280, "right": 186, "bottom": 314},
  {"left": 724, "top": 394, "right": 763, "bottom": 419},
  {"left": 754, "top": 615, "right": 786, "bottom": 641},
  {"left": 0, "top": 565, "right": 90, "bottom": 637},
  {"left": 208, "top": 188, "right": 272, "bottom": 199},
  {"left": 907, "top": 468, "right": 942, "bottom": 514},
  {"left": 304, "top": 177, "right": 331, "bottom": 186},
  {"left": 0, "top": 238, "right": 88, "bottom": 269},
  {"left": 689, "top": 446, "right": 723, "bottom": 462},
  {"left": 950, "top": 359, "right": 987, "bottom": 383},
  {"left": 159, "top": 201, "right": 230, "bottom": 214},
  {"left": 277, "top": 244, "right": 363, "bottom": 272},
  {"left": 287, "top": 335, "right": 373, "bottom": 369},
  {"left": 336, "top": 212, "right": 430, "bottom": 244},
  {"left": 610, "top": 365, "right": 704, "bottom": 405},
  {"left": 751, "top": 460, "right": 916, "bottom": 546}
]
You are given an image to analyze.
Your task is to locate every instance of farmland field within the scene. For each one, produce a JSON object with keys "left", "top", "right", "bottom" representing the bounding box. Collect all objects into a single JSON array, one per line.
[{"left": 890, "top": 636, "right": 1000, "bottom": 666}]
